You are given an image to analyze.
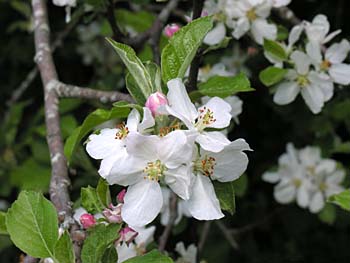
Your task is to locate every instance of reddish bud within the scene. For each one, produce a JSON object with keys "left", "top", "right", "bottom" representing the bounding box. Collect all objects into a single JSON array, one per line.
[
  {"left": 145, "top": 92, "right": 168, "bottom": 116},
  {"left": 80, "top": 213, "right": 96, "bottom": 229},
  {"left": 164, "top": 24, "right": 180, "bottom": 38},
  {"left": 103, "top": 204, "right": 123, "bottom": 224},
  {"left": 119, "top": 226, "right": 138, "bottom": 244},
  {"left": 117, "top": 189, "right": 126, "bottom": 203}
]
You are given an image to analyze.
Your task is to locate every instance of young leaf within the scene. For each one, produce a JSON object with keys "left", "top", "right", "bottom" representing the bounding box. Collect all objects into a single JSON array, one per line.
[
  {"left": 198, "top": 73, "right": 253, "bottom": 98},
  {"left": 213, "top": 181, "right": 236, "bottom": 215},
  {"left": 81, "top": 186, "right": 105, "bottom": 214},
  {"left": 64, "top": 106, "right": 130, "bottom": 163},
  {"left": 54, "top": 230, "right": 75, "bottom": 263},
  {"left": 96, "top": 179, "right": 111, "bottom": 207},
  {"left": 6, "top": 191, "right": 58, "bottom": 258},
  {"left": 123, "top": 249, "right": 173, "bottom": 263},
  {"left": 161, "top": 16, "right": 213, "bottom": 83},
  {"left": 101, "top": 246, "right": 118, "bottom": 263},
  {"left": 318, "top": 204, "right": 336, "bottom": 224},
  {"left": 107, "top": 39, "right": 153, "bottom": 98},
  {"left": 259, "top": 66, "right": 287, "bottom": 87},
  {"left": 0, "top": 212, "right": 7, "bottom": 235},
  {"left": 144, "top": 61, "right": 162, "bottom": 93},
  {"left": 328, "top": 190, "right": 350, "bottom": 211},
  {"left": 263, "top": 39, "right": 287, "bottom": 61},
  {"left": 81, "top": 224, "right": 121, "bottom": 263},
  {"left": 125, "top": 73, "right": 147, "bottom": 105}
]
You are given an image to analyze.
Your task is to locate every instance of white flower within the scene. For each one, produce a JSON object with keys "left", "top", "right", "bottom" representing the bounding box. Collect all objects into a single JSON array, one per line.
[
  {"left": 175, "top": 242, "right": 197, "bottom": 263},
  {"left": 116, "top": 225, "right": 156, "bottom": 263},
  {"left": 110, "top": 130, "right": 194, "bottom": 227},
  {"left": 273, "top": 50, "right": 334, "bottom": 114},
  {"left": 203, "top": 22, "right": 227, "bottom": 45},
  {"left": 198, "top": 63, "right": 233, "bottom": 82},
  {"left": 272, "top": 0, "right": 291, "bottom": 8},
  {"left": 186, "top": 139, "right": 251, "bottom": 220},
  {"left": 166, "top": 78, "right": 232, "bottom": 152},
  {"left": 306, "top": 40, "right": 350, "bottom": 85},
  {"left": 305, "top": 14, "right": 341, "bottom": 46},
  {"left": 86, "top": 108, "right": 154, "bottom": 183}
]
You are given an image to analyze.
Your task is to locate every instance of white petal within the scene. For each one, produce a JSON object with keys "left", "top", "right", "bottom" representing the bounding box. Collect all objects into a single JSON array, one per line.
[
  {"left": 291, "top": 51, "right": 311, "bottom": 75},
  {"left": 116, "top": 243, "right": 137, "bottom": 263},
  {"left": 315, "top": 159, "right": 336, "bottom": 174},
  {"left": 296, "top": 185, "right": 310, "bottom": 208},
  {"left": 288, "top": 24, "right": 304, "bottom": 47},
  {"left": 273, "top": 0, "right": 291, "bottom": 8},
  {"left": 325, "top": 39, "right": 350, "bottom": 64},
  {"left": 166, "top": 78, "right": 198, "bottom": 128},
  {"left": 251, "top": 19, "right": 277, "bottom": 45},
  {"left": 308, "top": 71, "right": 334, "bottom": 102},
  {"left": 126, "top": 132, "right": 159, "bottom": 160},
  {"left": 196, "top": 131, "right": 230, "bottom": 153},
  {"left": 299, "top": 146, "right": 321, "bottom": 167},
  {"left": 126, "top": 109, "right": 141, "bottom": 132},
  {"left": 309, "top": 191, "right": 325, "bottom": 213},
  {"left": 164, "top": 166, "right": 194, "bottom": 200},
  {"left": 306, "top": 42, "right": 322, "bottom": 65},
  {"left": 121, "top": 180, "right": 163, "bottom": 227},
  {"left": 301, "top": 84, "right": 324, "bottom": 114},
  {"left": 186, "top": 174, "right": 224, "bottom": 220},
  {"left": 273, "top": 81, "right": 300, "bottom": 105},
  {"left": 232, "top": 17, "right": 250, "bottom": 40},
  {"left": 202, "top": 97, "right": 232, "bottom": 129},
  {"left": 254, "top": 1, "right": 272, "bottom": 18},
  {"left": 86, "top": 128, "right": 122, "bottom": 159},
  {"left": 326, "top": 170, "right": 345, "bottom": 185},
  {"left": 274, "top": 182, "right": 296, "bottom": 204},
  {"left": 138, "top": 107, "right": 155, "bottom": 133},
  {"left": 323, "top": 29, "right": 341, "bottom": 44},
  {"left": 262, "top": 172, "right": 280, "bottom": 183},
  {"left": 306, "top": 15, "right": 329, "bottom": 43},
  {"left": 329, "top": 63, "right": 350, "bottom": 85},
  {"left": 134, "top": 225, "right": 156, "bottom": 247},
  {"left": 225, "top": 96, "right": 243, "bottom": 120},
  {"left": 203, "top": 22, "right": 226, "bottom": 45}
]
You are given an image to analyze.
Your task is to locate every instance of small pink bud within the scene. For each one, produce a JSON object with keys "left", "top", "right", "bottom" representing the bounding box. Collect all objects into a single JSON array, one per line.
[
  {"left": 201, "top": 10, "right": 209, "bottom": 17},
  {"left": 164, "top": 24, "right": 180, "bottom": 38},
  {"left": 145, "top": 92, "right": 168, "bottom": 116},
  {"left": 119, "top": 227, "right": 138, "bottom": 245},
  {"left": 117, "top": 189, "right": 126, "bottom": 203},
  {"left": 80, "top": 213, "right": 96, "bottom": 229},
  {"left": 103, "top": 204, "right": 123, "bottom": 224}
]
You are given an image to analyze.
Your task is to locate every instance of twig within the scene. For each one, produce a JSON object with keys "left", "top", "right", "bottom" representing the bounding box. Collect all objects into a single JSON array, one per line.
[
  {"left": 158, "top": 192, "right": 178, "bottom": 252},
  {"left": 106, "top": 0, "right": 124, "bottom": 40},
  {"left": 215, "top": 221, "right": 239, "bottom": 250},
  {"left": 198, "top": 221, "right": 211, "bottom": 252},
  {"left": 186, "top": 0, "right": 204, "bottom": 92}
]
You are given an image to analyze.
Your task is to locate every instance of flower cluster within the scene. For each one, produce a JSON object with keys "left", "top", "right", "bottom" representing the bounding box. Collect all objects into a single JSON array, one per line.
[
  {"left": 86, "top": 78, "right": 251, "bottom": 227},
  {"left": 263, "top": 143, "right": 345, "bottom": 213},
  {"left": 202, "top": 0, "right": 291, "bottom": 45},
  {"left": 268, "top": 14, "right": 350, "bottom": 114}
]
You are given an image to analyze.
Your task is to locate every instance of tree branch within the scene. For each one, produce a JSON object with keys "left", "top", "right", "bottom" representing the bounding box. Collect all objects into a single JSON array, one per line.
[
  {"left": 215, "top": 221, "right": 239, "bottom": 250},
  {"left": 158, "top": 192, "right": 178, "bottom": 252},
  {"left": 198, "top": 221, "right": 211, "bottom": 252},
  {"left": 106, "top": 0, "right": 124, "bottom": 40}
]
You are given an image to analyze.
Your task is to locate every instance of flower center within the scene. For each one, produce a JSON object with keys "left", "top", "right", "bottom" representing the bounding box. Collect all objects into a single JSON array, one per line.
[
  {"left": 306, "top": 166, "right": 315, "bottom": 176},
  {"left": 195, "top": 106, "right": 216, "bottom": 131},
  {"left": 296, "top": 75, "right": 310, "bottom": 88},
  {"left": 246, "top": 9, "right": 257, "bottom": 21},
  {"left": 115, "top": 123, "right": 129, "bottom": 140},
  {"left": 143, "top": 160, "right": 166, "bottom": 181},
  {"left": 320, "top": 60, "right": 332, "bottom": 71},
  {"left": 194, "top": 155, "right": 216, "bottom": 176},
  {"left": 159, "top": 123, "right": 180, "bottom": 137},
  {"left": 319, "top": 182, "right": 328, "bottom": 191},
  {"left": 292, "top": 178, "right": 302, "bottom": 187}
]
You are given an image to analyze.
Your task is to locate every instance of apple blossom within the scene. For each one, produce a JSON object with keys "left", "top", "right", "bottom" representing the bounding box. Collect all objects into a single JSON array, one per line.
[
  {"left": 164, "top": 24, "right": 181, "bottom": 38},
  {"left": 79, "top": 213, "right": 96, "bottom": 229},
  {"left": 175, "top": 242, "right": 197, "bottom": 263},
  {"left": 145, "top": 91, "right": 168, "bottom": 116}
]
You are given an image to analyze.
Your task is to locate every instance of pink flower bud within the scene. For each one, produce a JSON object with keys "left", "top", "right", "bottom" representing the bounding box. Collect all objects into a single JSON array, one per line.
[
  {"left": 145, "top": 92, "right": 168, "bottom": 116},
  {"left": 201, "top": 10, "right": 209, "bottom": 17},
  {"left": 103, "top": 204, "right": 123, "bottom": 224},
  {"left": 80, "top": 213, "right": 96, "bottom": 229},
  {"left": 117, "top": 189, "right": 126, "bottom": 203},
  {"left": 119, "top": 227, "right": 138, "bottom": 245},
  {"left": 164, "top": 24, "right": 180, "bottom": 38}
]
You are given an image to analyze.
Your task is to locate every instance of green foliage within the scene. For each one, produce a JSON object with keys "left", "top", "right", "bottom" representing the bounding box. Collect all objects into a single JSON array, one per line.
[
  {"left": 101, "top": 246, "right": 118, "bottom": 263},
  {"left": 203, "top": 37, "right": 231, "bottom": 54},
  {"left": 123, "top": 249, "right": 173, "bottom": 263},
  {"left": 0, "top": 212, "right": 7, "bottom": 235},
  {"left": 161, "top": 16, "right": 213, "bottom": 83},
  {"left": 144, "top": 61, "right": 163, "bottom": 93},
  {"left": 54, "top": 231, "right": 75, "bottom": 263},
  {"left": 81, "top": 185, "right": 106, "bottom": 214},
  {"left": 263, "top": 39, "right": 287, "bottom": 61},
  {"left": 213, "top": 181, "right": 236, "bottom": 215},
  {"left": 107, "top": 39, "right": 153, "bottom": 98},
  {"left": 81, "top": 223, "right": 121, "bottom": 263},
  {"left": 259, "top": 66, "right": 288, "bottom": 87},
  {"left": 115, "top": 9, "right": 155, "bottom": 33},
  {"left": 277, "top": 25, "right": 289, "bottom": 41},
  {"left": 232, "top": 174, "right": 248, "bottom": 198},
  {"left": 96, "top": 179, "right": 111, "bottom": 207},
  {"left": 318, "top": 204, "right": 336, "bottom": 224},
  {"left": 6, "top": 191, "right": 58, "bottom": 258},
  {"left": 198, "top": 73, "right": 253, "bottom": 98},
  {"left": 64, "top": 106, "right": 130, "bottom": 163},
  {"left": 328, "top": 190, "right": 350, "bottom": 212},
  {"left": 125, "top": 73, "right": 148, "bottom": 105}
]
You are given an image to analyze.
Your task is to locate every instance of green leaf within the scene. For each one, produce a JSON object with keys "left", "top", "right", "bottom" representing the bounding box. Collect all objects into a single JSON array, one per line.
[
  {"left": 263, "top": 39, "right": 287, "bottom": 61},
  {"left": 64, "top": 106, "right": 130, "bottom": 163},
  {"left": 115, "top": 9, "right": 155, "bottom": 33},
  {"left": 232, "top": 174, "right": 248, "bottom": 198},
  {"left": 0, "top": 212, "right": 7, "bottom": 235},
  {"left": 101, "top": 246, "right": 118, "bottom": 263},
  {"left": 126, "top": 73, "right": 148, "bottom": 105},
  {"left": 318, "top": 204, "right": 336, "bottom": 224},
  {"left": 213, "top": 181, "right": 236, "bottom": 215},
  {"left": 144, "top": 61, "right": 162, "bottom": 93},
  {"left": 96, "top": 179, "right": 111, "bottom": 207},
  {"left": 81, "top": 224, "right": 121, "bottom": 263},
  {"left": 54, "top": 230, "right": 75, "bottom": 263},
  {"left": 328, "top": 190, "right": 350, "bottom": 212},
  {"left": 6, "top": 191, "right": 58, "bottom": 258},
  {"left": 277, "top": 25, "right": 289, "bottom": 41},
  {"left": 124, "top": 249, "right": 173, "bottom": 263},
  {"left": 259, "top": 66, "right": 287, "bottom": 87},
  {"left": 161, "top": 16, "right": 213, "bottom": 83},
  {"left": 107, "top": 39, "right": 153, "bottom": 98},
  {"left": 81, "top": 186, "right": 105, "bottom": 214},
  {"left": 198, "top": 73, "right": 253, "bottom": 98}
]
